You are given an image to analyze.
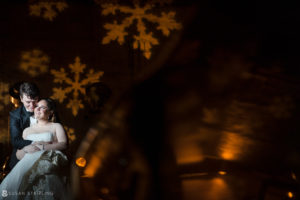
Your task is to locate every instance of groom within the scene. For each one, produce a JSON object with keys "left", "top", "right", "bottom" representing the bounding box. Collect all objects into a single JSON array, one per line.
[{"left": 9, "top": 82, "right": 40, "bottom": 169}]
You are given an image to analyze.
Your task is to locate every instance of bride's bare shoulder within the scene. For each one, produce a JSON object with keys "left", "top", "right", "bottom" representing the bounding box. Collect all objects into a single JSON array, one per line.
[
  {"left": 52, "top": 122, "right": 64, "bottom": 128},
  {"left": 23, "top": 125, "right": 35, "bottom": 132},
  {"left": 22, "top": 126, "right": 35, "bottom": 137},
  {"left": 23, "top": 127, "right": 29, "bottom": 135}
]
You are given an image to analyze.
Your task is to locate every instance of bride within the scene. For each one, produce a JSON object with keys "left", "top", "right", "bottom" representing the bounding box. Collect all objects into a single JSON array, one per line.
[{"left": 0, "top": 98, "right": 68, "bottom": 200}]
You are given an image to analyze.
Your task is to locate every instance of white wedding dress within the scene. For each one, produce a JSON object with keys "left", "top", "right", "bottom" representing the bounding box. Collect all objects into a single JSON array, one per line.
[{"left": 0, "top": 132, "right": 68, "bottom": 200}]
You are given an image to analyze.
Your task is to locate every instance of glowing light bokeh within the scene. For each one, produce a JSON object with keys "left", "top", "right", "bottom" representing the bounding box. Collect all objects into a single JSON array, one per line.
[
  {"left": 219, "top": 131, "right": 253, "bottom": 161},
  {"left": 76, "top": 157, "right": 87, "bottom": 168},
  {"left": 287, "top": 191, "right": 293, "bottom": 198},
  {"left": 182, "top": 177, "right": 232, "bottom": 200},
  {"left": 218, "top": 171, "right": 227, "bottom": 175}
]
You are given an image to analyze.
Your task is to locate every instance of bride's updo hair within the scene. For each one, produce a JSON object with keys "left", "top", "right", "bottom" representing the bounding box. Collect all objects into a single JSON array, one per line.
[{"left": 42, "top": 98, "right": 58, "bottom": 122}]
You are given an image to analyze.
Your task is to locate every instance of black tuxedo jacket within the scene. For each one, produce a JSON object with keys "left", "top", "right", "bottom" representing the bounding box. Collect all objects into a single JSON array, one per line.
[{"left": 9, "top": 105, "right": 32, "bottom": 169}]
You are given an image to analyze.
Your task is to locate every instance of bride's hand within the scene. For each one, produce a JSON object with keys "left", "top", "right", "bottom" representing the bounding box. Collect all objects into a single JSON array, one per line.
[{"left": 24, "top": 144, "right": 40, "bottom": 153}]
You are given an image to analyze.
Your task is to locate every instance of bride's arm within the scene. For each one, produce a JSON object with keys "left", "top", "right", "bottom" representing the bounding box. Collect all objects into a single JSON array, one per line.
[
  {"left": 16, "top": 128, "right": 41, "bottom": 160},
  {"left": 43, "top": 123, "right": 67, "bottom": 151}
]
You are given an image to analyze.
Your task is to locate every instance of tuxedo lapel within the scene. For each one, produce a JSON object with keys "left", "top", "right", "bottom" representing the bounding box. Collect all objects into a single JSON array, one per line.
[{"left": 21, "top": 106, "right": 31, "bottom": 129}]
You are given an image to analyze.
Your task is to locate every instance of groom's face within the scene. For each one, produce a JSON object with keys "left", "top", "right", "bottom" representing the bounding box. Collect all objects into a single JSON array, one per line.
[{"left": 20, "top": 94, "right": 39, "bottom": 112}]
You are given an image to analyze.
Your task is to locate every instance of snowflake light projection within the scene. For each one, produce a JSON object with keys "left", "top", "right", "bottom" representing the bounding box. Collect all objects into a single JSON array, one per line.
[
  {"left": 64, "top": 125, "right": 76, "bottom": 143},
  {"left": 100, "top": 2, "right": 181, "bottom": 59},
  {"left": 0, "top": 82, "right": 10, "bottom": 111},
  {"left": 19, "top": 49, "right": 50, "bottom": 77},
  {"left": 95, "top": 0, "right": 173, "bottom": 7},
  {"left": 145, "top": 0, "right": 173, "bottom": 6},
  {"left": 29, "top": 0, "right": 68, "bottom": 21},
  {"left": 51, "top": 57, "right": 104, "bottom": 116}
]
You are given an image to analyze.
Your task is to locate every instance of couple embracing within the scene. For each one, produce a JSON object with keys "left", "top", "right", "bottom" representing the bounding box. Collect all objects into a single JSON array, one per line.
[{"left": 0, "top": 82, "right": 69, "bottom": 200}]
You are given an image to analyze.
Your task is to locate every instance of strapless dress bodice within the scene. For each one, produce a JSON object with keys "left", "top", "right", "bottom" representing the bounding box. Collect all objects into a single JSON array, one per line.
[{"left": 26, "top": 132, "right": 53, "bottom": 142}]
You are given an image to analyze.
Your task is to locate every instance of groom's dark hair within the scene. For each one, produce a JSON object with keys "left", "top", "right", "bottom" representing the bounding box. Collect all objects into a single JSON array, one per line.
[{"left": 19, "top": 82, "right": 40, "bottom": 99}]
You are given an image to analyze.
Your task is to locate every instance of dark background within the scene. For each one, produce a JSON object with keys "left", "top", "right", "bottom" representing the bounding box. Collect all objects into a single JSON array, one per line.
[{"left": 1, "top": 0, "right": 300, "bottom": 199}]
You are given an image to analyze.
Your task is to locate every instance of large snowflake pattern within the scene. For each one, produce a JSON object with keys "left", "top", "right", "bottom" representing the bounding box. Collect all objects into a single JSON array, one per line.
[
  {"left": 19, "top": 49, "right": 50, "bottom": 77},
  {"left": 95, "top": 0, "right": 173, "bottom": 7},
  {"left": 143, "top": 0, "right": 173, "bottom": 6},
  {"left": 0, "top": 82, "right": 10, "bottom": 111},
  {"left": 29, "top": 0, "right": 68, "bottom": 21},
  {"left": 101, "top": 3, "right": 181, "bottom": 59},
  {"left": 51, "top": 57, "right": 104, "bottom": 116}
]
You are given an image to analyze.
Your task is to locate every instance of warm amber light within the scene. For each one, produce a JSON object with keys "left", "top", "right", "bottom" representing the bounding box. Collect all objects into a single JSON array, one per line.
[
  {"left": 219, "top": 131, "right": 253, "bottom": 161},
  {"left": 291, "top": 172, "right": 297, "bottom": 180},
  {"left": 174, "top": 139, "right": 204, "bottom": 164},
  {"left": 181, "top": 177, "right": 232, "bottom": 200},
  {"left": 10, "top": 97, "right": 19, "bottom": 107},
  {"left": 100, "top": 187, "right": 109, "bottom": 194},
  {"left": 218, "top": 171, "right": 227, "bottom": 175},
  {"left": 287, "top": 192, "right": 293, "bottom": 198},
  {"left": 76, "top": 157, "right": 86, "bottom": 168},
  {"left": 83, "top": 155, "right": 101, "bottom": 178},
  {"left": 221, "top": 152, "right": 234, "bottom": 160},
  {"left": 180, "top": 172, "right": 209, "bottom": 179},
  {"left": 2, "top": 162, "right": 6, "bottom": 171},
  {"left": 83, "top": 137, "right": 112, "bottom": 177}
]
